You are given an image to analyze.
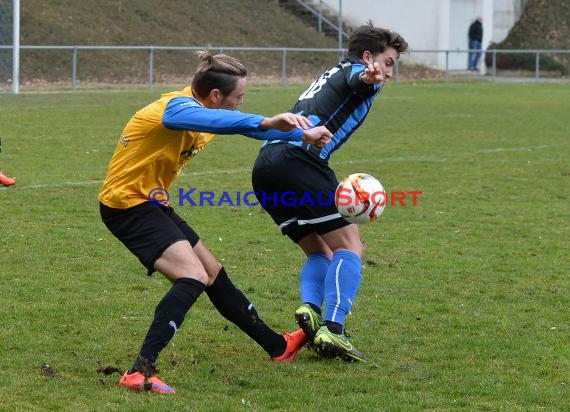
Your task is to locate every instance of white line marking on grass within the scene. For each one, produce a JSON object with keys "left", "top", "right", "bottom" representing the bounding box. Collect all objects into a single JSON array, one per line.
[
  {"left": 0, "top": 145, "right": 551, "bottom": 192},
  {"left": 472, "top": 144, "right": 550, "bottom": 154},
  {"left": 12, "top": 180, "right": 104, "bottom": 190},
  {"left": 337, "top": 144, "right": 551, "bottom": 165},
  {"left": 0, "top": 169, "right": 252, "bottom": 191}
]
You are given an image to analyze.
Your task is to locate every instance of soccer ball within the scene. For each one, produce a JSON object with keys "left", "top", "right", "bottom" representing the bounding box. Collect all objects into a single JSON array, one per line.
[{"left": 335, "top": 173, "right": 387, "bottom": 224}]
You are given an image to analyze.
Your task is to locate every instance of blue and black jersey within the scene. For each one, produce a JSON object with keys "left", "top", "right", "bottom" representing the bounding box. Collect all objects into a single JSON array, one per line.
[{"left": 262, "top": 57, "right": 382, "bottom": 161}]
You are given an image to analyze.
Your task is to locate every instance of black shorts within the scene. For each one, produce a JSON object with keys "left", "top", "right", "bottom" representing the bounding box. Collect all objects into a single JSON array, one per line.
[
  {"left": 99, "top": 202, "right": 200, "bottom": 275},
  {"left": 251, "top": 143, "right": 350, "bottom": 243}
]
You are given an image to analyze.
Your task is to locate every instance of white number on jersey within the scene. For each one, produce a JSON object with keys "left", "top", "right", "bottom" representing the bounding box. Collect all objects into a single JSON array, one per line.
[{"left": 298, "top": 67, "right": 340, "bottom": 100}]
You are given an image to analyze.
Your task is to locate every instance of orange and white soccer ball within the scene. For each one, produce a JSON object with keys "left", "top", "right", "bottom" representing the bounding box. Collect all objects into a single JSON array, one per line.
[{"left": 335, "top": 173, "right": 387, "bottom": 224}]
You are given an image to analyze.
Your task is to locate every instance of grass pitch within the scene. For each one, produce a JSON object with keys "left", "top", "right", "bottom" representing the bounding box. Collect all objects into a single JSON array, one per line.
[{"left": 0, "top": 82, "right": 569, "bottom": 411}]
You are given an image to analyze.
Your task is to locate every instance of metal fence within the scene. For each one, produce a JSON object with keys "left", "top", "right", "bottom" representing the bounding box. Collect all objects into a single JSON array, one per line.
[{"left": 0, "top": 45, "right": 569, "bottom": 92}]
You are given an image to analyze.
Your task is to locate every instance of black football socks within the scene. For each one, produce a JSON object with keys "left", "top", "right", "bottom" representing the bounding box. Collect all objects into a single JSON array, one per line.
[
  {"left": 205, "top": 267, "right": 285, "bottom": 357},
  {"left": 131, "top": 277, "right": 205, "bottom": 373}
]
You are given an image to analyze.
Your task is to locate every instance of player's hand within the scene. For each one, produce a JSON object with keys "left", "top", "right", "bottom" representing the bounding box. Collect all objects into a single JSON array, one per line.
[
  {"left": 360, "top": 61, "right": 385, "bottom": 85},
  {"left": 260, "top": 113, "right": 313, "bottom": 131},
  {"left": 302, "top": 126, "right": 332, "bottom": 147}
]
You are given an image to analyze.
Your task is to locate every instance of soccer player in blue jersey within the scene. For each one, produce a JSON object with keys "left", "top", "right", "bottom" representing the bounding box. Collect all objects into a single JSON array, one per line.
[
  {"left": 251, "top": 23, "right": 408, "bottom": 362},
  {"left": 99, "top": 50, "right": 331, "bottom": 394}
]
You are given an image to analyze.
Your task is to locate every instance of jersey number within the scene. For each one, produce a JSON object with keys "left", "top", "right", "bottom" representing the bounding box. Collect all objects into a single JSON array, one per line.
[{"left": 298, "top": 67, "right": 340, "bottom": 100}]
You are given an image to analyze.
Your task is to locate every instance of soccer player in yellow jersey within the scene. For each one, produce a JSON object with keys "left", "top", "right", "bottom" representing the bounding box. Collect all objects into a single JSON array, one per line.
[{"left": 99, "top": 50, "right": 331, "bottom": 394}]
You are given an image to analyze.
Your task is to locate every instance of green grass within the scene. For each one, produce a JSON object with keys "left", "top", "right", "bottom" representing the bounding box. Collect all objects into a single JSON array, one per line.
[{"left": 1, "top": 82, "right": 569, "bottom": 411}]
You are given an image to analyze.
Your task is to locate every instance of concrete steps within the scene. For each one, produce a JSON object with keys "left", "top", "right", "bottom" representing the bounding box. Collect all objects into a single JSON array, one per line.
[{"left": 278, "top": 0, "right": 354, "bottom": 42}]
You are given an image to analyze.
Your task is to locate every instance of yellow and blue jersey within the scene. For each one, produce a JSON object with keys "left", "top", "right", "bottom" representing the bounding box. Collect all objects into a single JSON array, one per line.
[{"left": 99, "top": 87, "right": 303, "bottom": 208}]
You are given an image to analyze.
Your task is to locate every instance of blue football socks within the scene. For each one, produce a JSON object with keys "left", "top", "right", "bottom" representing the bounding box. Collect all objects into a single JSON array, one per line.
[
  {"left": 323, "top": 250, "right": 362, "bottom": 328},
  {"left": 299, "top": 253, "right": 330, "bottom": 312}
]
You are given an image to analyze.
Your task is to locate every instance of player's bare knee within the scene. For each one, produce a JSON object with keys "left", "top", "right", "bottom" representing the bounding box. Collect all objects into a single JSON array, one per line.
[
  {"left": 181, "top": 272, "right": 209, "bottom": 285},
  {"left": 204, "top": 262, "right": 223, "bottom": 286}
]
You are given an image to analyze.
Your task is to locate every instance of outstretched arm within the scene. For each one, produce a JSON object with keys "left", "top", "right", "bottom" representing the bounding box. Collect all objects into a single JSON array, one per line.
[
  {"left": 258, "top": 112, "right": 314, "bottom": 132},
  {"left": 163, "top": 97, "right": 267, "bottom": 134},
  {"left": 163, "top": 97, "right": 331, "bottom": 144},
  {"left": 258, "top": 113, "right": 331, "bottom": 146},
  {"left": 163, "top": 97, "right": 331, "bottom": 145}
]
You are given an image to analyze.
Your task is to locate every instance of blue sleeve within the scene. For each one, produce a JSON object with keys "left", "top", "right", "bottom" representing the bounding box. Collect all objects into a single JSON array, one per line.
[
  {"left": 162, "top": 96, "right": 303, "bottom": 141},
  {"left": 245, "top": 126, "right": 304, "bottom": 141},
  {"left": 246, "top": 114, "right": 321, "bottom": 141},
  {"left": 347, "top": 64, "right": 382, "bottom": 95},
  {"left": 163, "top": 96, "right": 266, "bottom": 134}
]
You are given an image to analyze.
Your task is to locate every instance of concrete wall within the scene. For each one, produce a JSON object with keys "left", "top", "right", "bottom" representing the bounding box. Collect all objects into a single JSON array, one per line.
[
  {"left": 315, "top": 0, "right": 523, "bottom": 69},
  {"left": 493, "top": 0, "right": 525, "bottom": 43}
]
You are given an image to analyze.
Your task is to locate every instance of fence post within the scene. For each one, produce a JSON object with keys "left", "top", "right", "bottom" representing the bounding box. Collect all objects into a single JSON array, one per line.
[
  {"left": 491, "top": 50, "right": 497, "bottom": 83},
  {"left": 72, "top": 47, "right": 77, "bottom": 91},
  {"left": 12, "top": 0, "right": 20, "bottom": 94},
  {"left": 281, "top": 48, "right": 287, "bottom": 87},
  {"left": 318, "top": 0, "right": 323, "bottom": 32},
  {"left": 148, "top": 46, "right": 154, "bottom": 89},
  {"left": 338, "top": 0, "right": 342, "bottom": 60},
  {"left": 535, "top": 50, "right": 540, "bottom": 82},
  {"left": 444, "top": 50, "right": 449, "bottom": 84},
  {"left": 395, "top": 58, "right": 400, "bottom": 85}
]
